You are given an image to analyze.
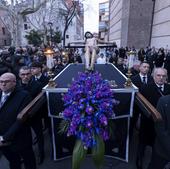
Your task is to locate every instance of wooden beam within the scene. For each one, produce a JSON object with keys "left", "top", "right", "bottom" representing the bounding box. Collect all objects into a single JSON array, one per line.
[
  {"left": 17, "top": 91, "right": 46, "bottom": 122},
  {"left": 135, "top": 92, "right": 162, "bottom": 121}
]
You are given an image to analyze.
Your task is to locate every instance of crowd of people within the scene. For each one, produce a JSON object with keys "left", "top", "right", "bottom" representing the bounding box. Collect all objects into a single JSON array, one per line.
[{"left": 0, "top": 44, "right": 170, "bottom": 169}]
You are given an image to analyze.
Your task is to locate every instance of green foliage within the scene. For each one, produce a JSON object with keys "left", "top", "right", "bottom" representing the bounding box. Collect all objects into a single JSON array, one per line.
[
  {"left": 72, "top": 135, "right": 105, "bottom": 169},
  {"left": 25, "top": 29, "right": 43, "bottom": 46},
  {"left": 92, "top": 135, "right": 105, "bottom": 169},
  {"left": 72, "top": 140, "right": 87, "bottom": 169},
  {"left": 53, "top": 31, "right": 62, "bottom": 44},
  {"left": 58, "top": 119, "right": 69, "bottom": 134}
]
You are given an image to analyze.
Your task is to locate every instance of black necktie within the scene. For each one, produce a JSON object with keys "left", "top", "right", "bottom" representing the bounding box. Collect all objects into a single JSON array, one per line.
[
  {"left": 142, "top": 76, "right": 146, "bottom": 84},
  {"left": 158, "top": 86, "right": 163, "bottom": 91},
  {"left": 158, "top": 85, "right": 164, "bottom": 96}
]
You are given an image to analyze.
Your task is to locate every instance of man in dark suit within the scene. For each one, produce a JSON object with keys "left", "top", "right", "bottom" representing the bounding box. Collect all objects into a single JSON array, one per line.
[
  {"left": 130, "top": 62, "right": 153, "bottom": 133},
  {"left": 148, "top": 95, "right": 170, "bottom": 169},
  {"left": 137, "top": 67, "right": 170, "bottom": 169},
  {"left": 154, "top": 48, "right": 165, "bottom": 68},
  {"left": 30, "top": 62, "right": 49, "bottom": 88},
  {"left": 131, "top": 62, "right": 153, "bottom": 168},
  {"left": 116, "top": 57, "right": 128, "bottom": 75},
  {"left": 141, "top": 67, "right": 170, "bottom": 108},
  {"left": 131, "top": 61, "right": 153, "bottom": 91},
  {"left": 19, "top": 66, "right": 44, "bottom": 165},
  {"left": 0, "top": 72, "right": 36, "bottom": 169},
  {"left": 31, "top": 62, "right": 50, "bottom": 134}
]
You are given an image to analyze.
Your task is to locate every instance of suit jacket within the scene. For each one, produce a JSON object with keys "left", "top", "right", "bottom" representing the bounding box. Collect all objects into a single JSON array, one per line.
[
  {"left": 141, "top": 82, "right": 170, "bottom": 107},
  {"left": 116, "top": 64, "right": 128, "bottom": 75},
  {"left": 34, "top": 74, "right": 49, "bottom": 88},
  {"left": 139, "top": 82, "right": 170, "bottom": 145},
  {"left": 155, "top": 95, "right": 170, "bottom": 160},
  {"left": 19, "top": 78, "right": 42, "bottom": 98},
  {"left": 0, "top": 88, "right": 32, "bottom": 151},
  {"left": 131, "top": 74, "right": 153, "bottom": 92}
]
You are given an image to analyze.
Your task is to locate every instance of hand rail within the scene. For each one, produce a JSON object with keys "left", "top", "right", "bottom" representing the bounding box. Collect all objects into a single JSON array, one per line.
[
  {"left": 16, "top": 90, "right": 162, "bottom": 123},
  {"left": 17, "top": 91, "right": 46, "bottom": 122},
  {"left": 0, "top": 91, "right": 46, "bottom": 147},
  {"left": 135, "top": 92, "right": 162, "bottom": 121}
]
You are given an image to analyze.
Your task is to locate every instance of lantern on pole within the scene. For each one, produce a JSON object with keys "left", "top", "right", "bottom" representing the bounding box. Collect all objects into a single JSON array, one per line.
[
  {"left": 44, "top": 48, "right": 55, "bottom": 69},
  {"left": 124, "top": 50, "right": 136, "bottom": 87},
  {"left": 44, "top": 48, "right": 56, "bottom": 87}
]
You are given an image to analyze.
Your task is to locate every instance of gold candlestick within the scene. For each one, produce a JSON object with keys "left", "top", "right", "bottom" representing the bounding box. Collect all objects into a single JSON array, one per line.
[
  {"left": 47, "top": 69, "right": 56, "bottom": 88},
  {"left": 124, "top": 68, "right": 132, "bottom": 87}
]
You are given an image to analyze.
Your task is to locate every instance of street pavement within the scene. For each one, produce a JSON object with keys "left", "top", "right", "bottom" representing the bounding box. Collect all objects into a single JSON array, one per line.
[{"left": 0, "top": 130, "right": 151, "bottom": 169}]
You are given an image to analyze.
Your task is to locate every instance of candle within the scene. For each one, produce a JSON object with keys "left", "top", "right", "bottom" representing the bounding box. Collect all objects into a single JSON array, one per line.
[{"left": 128, "top": 50, "right": 135, "bottom": 69}]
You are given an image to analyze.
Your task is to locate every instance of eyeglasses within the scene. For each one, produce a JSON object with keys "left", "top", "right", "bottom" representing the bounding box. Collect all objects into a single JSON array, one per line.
[{"left": 0, "top": 80, "right": 15, "bottom": 84}]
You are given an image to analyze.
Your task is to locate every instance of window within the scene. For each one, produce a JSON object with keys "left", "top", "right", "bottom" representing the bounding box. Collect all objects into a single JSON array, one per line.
[
  {"left": 23, "top": 16, "right": 27, "bottom": 22},
  {"left": 2, "top": 27, "right": 5, "bottom": 35},
  {"left": 24, "top": 24, "right": 28, "bottom": 30},
  {"left": 4, "top": 40, "right": 7, "bottom": 46}
]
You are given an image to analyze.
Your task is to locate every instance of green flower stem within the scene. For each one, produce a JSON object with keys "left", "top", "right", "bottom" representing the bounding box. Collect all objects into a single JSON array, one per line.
[
  {"left": 92, "top": 135, "right": 105, "bottom": 169},
  {"left": 72, "top": 139, "right": 87, "bottom": 169}
]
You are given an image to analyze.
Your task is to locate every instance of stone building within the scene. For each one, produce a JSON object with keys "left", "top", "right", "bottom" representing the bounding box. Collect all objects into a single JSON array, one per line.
[
  {"left": 150, "top": 0, "right": 170, "bottom": 49},
  {"left": 99, "top": 0, "right": 109, "bottom": 41},
  {"left": 0, "top": 10, "right": 11, "bottom": 47},
  {"left": 108, "top": 0, "right": 154, "bottom": 48},
  {"left": 108, "top": 0, "right": 170, "bottom": 49},
  {"left": 19, "top": 0, "right": 84, "bottom": 46}
]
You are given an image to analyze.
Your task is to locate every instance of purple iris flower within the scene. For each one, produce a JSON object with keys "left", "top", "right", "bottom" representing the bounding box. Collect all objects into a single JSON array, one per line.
[{"left": 62, "top": 71, "right": 118, "bottom": 148}]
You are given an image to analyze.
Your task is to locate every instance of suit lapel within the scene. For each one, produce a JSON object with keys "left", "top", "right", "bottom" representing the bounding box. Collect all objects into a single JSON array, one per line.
[
  {"left": 164, "top": 84, "right": 170, "bottom": 95},
  {"left": 153, "top": 83, "right": 164, "bottom": 96},
  {"left": 137, "top": 74, "right": 142, "bottom": 84},
  {"left": 0, "top": 90, "right": 15, "bottom": 109}
]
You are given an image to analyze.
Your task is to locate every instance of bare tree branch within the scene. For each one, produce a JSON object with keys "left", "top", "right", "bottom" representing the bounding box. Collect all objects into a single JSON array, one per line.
[{"left": 19, "top": 0, "right": 48, "bottom": 16}]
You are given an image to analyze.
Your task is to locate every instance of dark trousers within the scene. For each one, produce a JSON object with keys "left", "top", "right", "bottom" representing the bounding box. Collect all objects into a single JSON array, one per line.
[
  {"left": 31, "top": 116, "right": 44, "bottom": 157},
  {"left": 148, "top": 149, "right": 170, "bottom": 169},
  {"left": 136, "top": 114, "right": 155, "bottom": 169},
  {"left": 1, "top": 145, "right": 36, "bottom": 169}
]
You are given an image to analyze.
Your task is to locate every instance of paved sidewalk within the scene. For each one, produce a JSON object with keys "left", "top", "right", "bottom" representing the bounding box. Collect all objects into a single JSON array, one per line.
[{"left": 0, "top": 130, "right": 151, "bottom": 169}]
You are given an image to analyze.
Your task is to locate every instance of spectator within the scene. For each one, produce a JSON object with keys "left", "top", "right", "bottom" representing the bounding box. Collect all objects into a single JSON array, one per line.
[
  {"left": 0, "top": 73, "right": 36, "bottom": 169},
  {"left": 96, "top": 53, "right": 106, "bottom": 64},
  {"left": 148, "top": 95, "right": 170, "bottom": 169},
  {"left": 137, "top": 67, "right": 170, "bottom": 169},
  {"left": 19, "top": 66, "right": 44, "bottom": 165}
]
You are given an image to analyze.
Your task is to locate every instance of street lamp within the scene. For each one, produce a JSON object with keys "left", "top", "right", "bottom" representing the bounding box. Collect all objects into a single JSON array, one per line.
[{"left": 48, "top": 22, "right": 53, "bottom": 47}]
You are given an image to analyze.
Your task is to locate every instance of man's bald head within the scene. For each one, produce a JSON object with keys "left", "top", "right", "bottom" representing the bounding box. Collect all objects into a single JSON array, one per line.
[
  {"left": 0, "top": 73, "right": 16, "bottom": 81},
  {"left": 0, "top": 73, "right": 16, "bottom": 93}
]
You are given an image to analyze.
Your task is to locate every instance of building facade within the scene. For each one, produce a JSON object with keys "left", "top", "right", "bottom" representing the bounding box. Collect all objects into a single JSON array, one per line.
[
  {"left": 0, "top": 0, "right": 84, "bottom": 47},
  {"left": 64, "top": 0, "right": 84, "bottom": 45},
  {"left": 99, "top": 1, "right": 109, "bottom": 41},
  {"left": 108, "top": 0, "right": 154, "bottom": 48},
  {"left": 0, "top": 10, "right": 11, "bottom": 47},
  {"left": 21, "top": 0, "right": 84, "bottom": 47},
  {"left": 150, "top": 0, "right": 170, "bottom": 49}
]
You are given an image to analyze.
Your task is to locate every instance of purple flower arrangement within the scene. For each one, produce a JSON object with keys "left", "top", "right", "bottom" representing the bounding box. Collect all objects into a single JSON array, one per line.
[{"left": 62, "top": 71, "right": 118, "bottom": 149}]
